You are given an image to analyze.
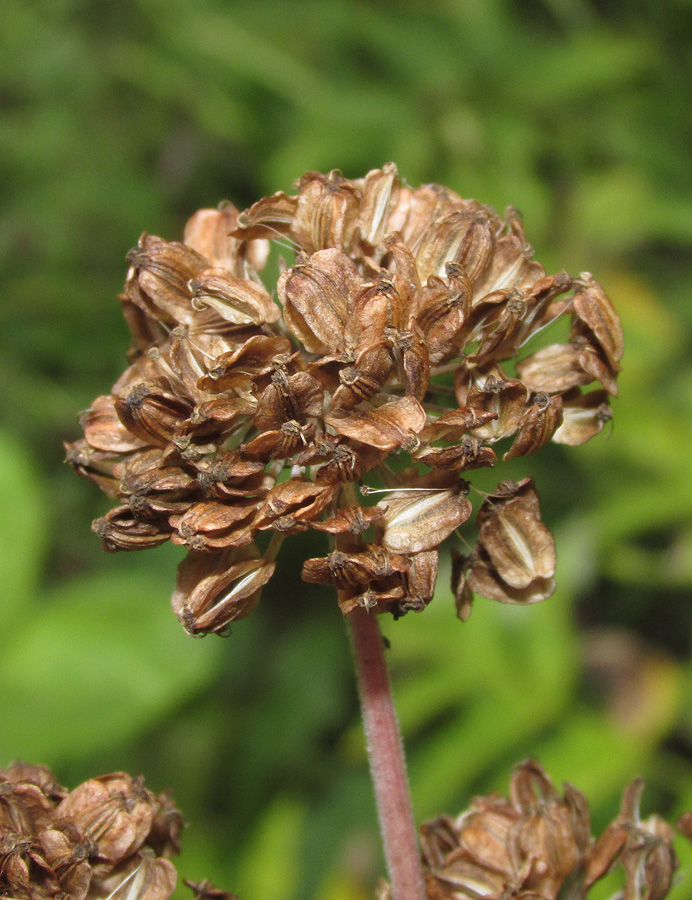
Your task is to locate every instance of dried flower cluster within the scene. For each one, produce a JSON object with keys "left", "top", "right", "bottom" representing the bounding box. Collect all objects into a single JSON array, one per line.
[
  {"left": 66, "top": 164, "right": 622, "bottom": 633},
  {"left": 0, "top": 763, "right": 182, "bottom": 900},
  {"left": 377, "top": 760, "right": 678, "bottom": 900}
]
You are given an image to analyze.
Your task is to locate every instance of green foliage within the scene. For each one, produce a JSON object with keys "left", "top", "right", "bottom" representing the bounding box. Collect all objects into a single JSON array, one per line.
[{"left": 1, "top": 1, "right": 692, "bottom": 897}]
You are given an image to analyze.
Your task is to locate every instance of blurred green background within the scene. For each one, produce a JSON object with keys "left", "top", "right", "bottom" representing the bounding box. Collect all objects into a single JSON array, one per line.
[{"left": 2, "top": 0, "right": 692, "bottom": 897}]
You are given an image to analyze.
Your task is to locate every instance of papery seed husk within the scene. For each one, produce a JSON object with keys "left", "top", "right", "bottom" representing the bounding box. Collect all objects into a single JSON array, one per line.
[
  {"left": 127, "top": 234, "right": 208, "bottom": 326},
  {"left": 476, "top": 496, "right": 556, "bottom": 589},
  {"left": 92, "top": 507, "right": 171, "bottom": 551},
  {"left": 279, "top": 249, "right": 359, "bottom": 353},
  {"left": 573, "top": 274, "right": 624, "bottom": 371},
  {"left": 355, "top": 162, "right": 401, "bottom": 246},
  {"left": 504, "top": 393, "right": 563, "bottom": 460},
  {"left": 170, "top": 500, "right": 258, "bottom": 550},
  {"left": 380, "top": 487, "right": 472, "bottom": 554},
  {"left": 325, "top": 396, "right": 426, "bottom": 451},
  {"left": 115, "top": 383, "right": 194, "bottom": 447},
  {"left": 415, "top": 436, "right": 497, "bottom": 472},
  {"left": 232, "top": 190, "right": 298, "bottom": 240},
  {"left": 399, "top": 549, "right": 438, "bottom": 612},
  {"left": 184, "top": 203, "right": 269, "bottom": 274},
  {"left": 516, "top": 343, "right": 594, "bottom": 394},
  {"left": 345, "top": 278, "right": 404, "bottom": 350},
  {"left": 197, "top": 334, "right": 291, "bottom": 394},
  {"left": 253, "top": 371, "right": 323, "bottom": 430},
  {"left": 254, "top": 479, "right": 335, "bottom": 530},
  {"left": 467, "top": 552, "right": 556, "bottom": 605},
  {"left": 553, "top": 389, "right": 612, "bottom": 446},
  {"left": 80, "top": 395, "right": 148, "bottom": 453},
  {"left": 311, "top": 504, "right": 385, "bottom": 534},
  {"left": 291, "top": 170, "right": 361, "bottom": 254},
  {"left": 464, "top": 372, "right": 529, "bottom": 441},
  {"left": 172, "top": 548, "right": 275, "bottom": 634},
  {"left": 56, "top": 773, "right": 157, "bottom": 863},
  {"left": 247, "top": 422, "right": 317, "bottom": 462},
  {"left": 190, "top": 268, "right": 280, "bottom": 325}
]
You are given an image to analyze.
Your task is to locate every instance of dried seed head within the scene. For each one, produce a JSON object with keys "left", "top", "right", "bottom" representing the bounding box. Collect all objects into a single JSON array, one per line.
[
  {"left": 0, "top": 764, "right": 186, "bottom": 900},
  {"left": 69, "top": 164, "right": 621, "bottom": 631},
  {"left": 378, "top": 761, "right": 679, "bottom": 900}
]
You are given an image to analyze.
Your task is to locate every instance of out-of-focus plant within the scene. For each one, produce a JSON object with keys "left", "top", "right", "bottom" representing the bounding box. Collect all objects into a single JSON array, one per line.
[{"left": 2, "top": 1, "right": 692, "bottom": 898}]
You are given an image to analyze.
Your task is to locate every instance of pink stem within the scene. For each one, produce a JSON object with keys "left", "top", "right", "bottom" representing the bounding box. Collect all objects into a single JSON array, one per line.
[{"left": 348, "top": 604, "right": 426, "bottom": 900}]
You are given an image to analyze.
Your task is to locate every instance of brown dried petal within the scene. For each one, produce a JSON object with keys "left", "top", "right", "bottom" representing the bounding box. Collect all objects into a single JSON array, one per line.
[
  {"left": 451, "top": 551, "right": 474, "bottom": 621},
  {"left": 65, "top": 439, "right": 124, "bottom": 498},
  {"left": 38, "top": 826, "right": 93, "bottom": 900},
  {"left": 398, "top": 549, "right": 438, "bottom": 613},
  {"left": 415, "top": 207, "right": 495, "bottom": 284},
  {"left": 241, "top": 421, "right": 317, "bottom": 461},
  {"left": 463, "top": 371, "right": 530, "bottom": 441},
  {"left": 125, "top": 465, "right": 199, "bottom": 518},
  {"left": 183, "top": 203, "right": 240, "bottom": 266},
  {"left": 184, "top": 203, "right": 269, "bottom": 273},
  {"left": 420, "top": 407, "right": 498, "bottom": 442},
  {"left": 380, "top": 486, "right": 472, "bottom": 554},
  {"left": 325, "top": 396, "right": 426, "bottom": 451},
  {"left": 302, "top": 547, "right": 410, "bottom": 590},
  {"left": 185, "top": 879, "right": 240, "bottom": 900},
  {"left": 172, "top": 548, "right": 275, "bottom": 635},
  {"left": 415, "top": 436, "right": 497, "bottom": 472},
  {"left": 189, "top": 268, "right": 280, "bottom": 325},
  {"left": 578, "top": 342, "right": 619, "bottom": 397},
  {"left": 177, "top": 397, "right": 256, "bottom": 440},
  {"left": 345, "top": 278, "right": 404, "bottom": 350},
  {"left": 415, "top": 269, "right": 472, "bottom": 364},
  {"left": 467, "top": 553, "right": 556, "bottom": 605},
  {"left": 472, "top": 232, "right": 545, "bottom": 299},
  {"left": 93, "top": 852, "right": 177, "bottom": 900}
]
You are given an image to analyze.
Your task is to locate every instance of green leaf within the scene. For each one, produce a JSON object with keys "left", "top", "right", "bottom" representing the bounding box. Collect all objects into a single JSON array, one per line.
[
  {"left": 0, "top": 570, "right": 223, "bottom": 763},
  {"left": 0, "top": 432, "right": 46, "bottom": 618}
]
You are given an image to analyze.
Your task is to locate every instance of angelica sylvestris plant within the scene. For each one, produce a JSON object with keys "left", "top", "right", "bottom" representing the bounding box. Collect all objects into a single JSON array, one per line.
[{"left": 61, "top": 164, "right": 691, "bottom": 900}]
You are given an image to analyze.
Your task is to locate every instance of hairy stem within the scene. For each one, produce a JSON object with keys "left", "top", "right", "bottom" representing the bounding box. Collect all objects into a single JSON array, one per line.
[{"left": 348, "top": 604, "right": 426, "bottom": 900}]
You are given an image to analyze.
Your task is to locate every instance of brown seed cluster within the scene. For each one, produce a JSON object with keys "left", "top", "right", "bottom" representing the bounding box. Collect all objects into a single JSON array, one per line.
[
  {"left": 66, "top": 164, "right": 622, "bottom": 634},
  {"left": 0, "top": 763, "right": 182, "bottom": 900},
  {"left": 377, "top": 760, "right": 678, "bottom": 900}
]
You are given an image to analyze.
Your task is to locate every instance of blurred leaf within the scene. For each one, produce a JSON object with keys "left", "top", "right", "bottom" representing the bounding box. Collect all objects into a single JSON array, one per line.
[
  {"left": 237, "top": 794, "right": 305, "bottom": 900},
  {"left": 0, "top": 432, "right": 46, "bottom": 618},
  {"left": 0, "top": 570, "right": 223, "bottom": 763}
]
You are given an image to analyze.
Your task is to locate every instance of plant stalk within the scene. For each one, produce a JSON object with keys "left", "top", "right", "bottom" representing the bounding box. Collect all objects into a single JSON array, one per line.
[{"left": 348, "top": 604, "right": 426, "bottom": 900}]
